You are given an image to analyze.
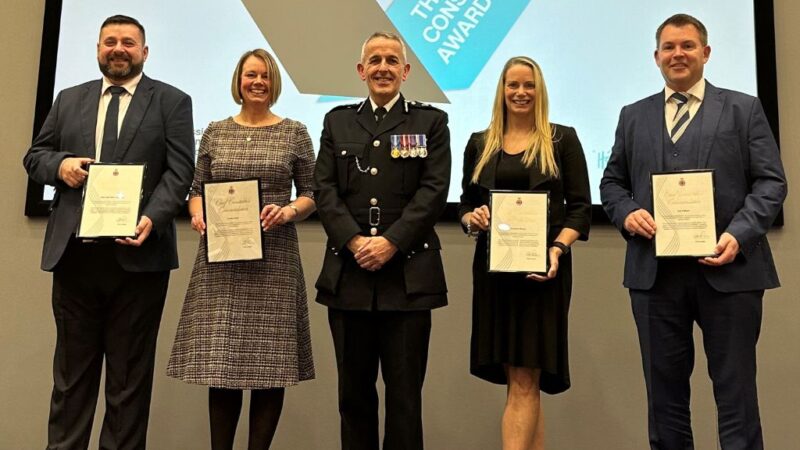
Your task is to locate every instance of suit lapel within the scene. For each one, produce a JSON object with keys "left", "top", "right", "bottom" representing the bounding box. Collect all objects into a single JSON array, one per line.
[
  {"left": 80, "top": 81, "right": 102, "bottom": 159},
  {"left": 355, "top": 95, "right": 409, "bottom": 136},
  {"left": 528, "top": 153, "right": 550, "bottom": 189},
  {"left": 645, "top": 93, "right": 665, "bottom": 172},
  {"left": 376, "top": 96, "right": 407, "bottom": 135},
  {"left": 477, "top": 152, "right": 498, "bottom": 190},
  {"left": 113, "top": 75, "right": 154, "bottom": 162},
  {"left": 698, "top": 82, "right": 723, "bottom": 168},
  {"left": 355, "top": 99, "right": 378, "bottom": 135}
]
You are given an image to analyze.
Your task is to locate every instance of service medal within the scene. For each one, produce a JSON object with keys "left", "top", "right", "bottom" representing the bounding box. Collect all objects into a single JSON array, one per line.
[
  {"left": 390, "top": 135, "right": 401, "bottom": 159},
  {"left": 418, "top": 134, "right": 428, "bottom": 158}
]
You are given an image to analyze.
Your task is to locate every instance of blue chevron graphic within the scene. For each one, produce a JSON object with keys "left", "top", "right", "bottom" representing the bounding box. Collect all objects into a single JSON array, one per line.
[{"left": 386, "top": 0, "right": 532, "bottom": 90}]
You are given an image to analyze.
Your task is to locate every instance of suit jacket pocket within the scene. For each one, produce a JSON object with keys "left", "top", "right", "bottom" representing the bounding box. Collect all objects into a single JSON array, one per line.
[
  {"left": 315, "top": 245, "right": 345, "bottom": 295},
  {"left": 403, "top": 241, "right": 447, "bottom": 295}
]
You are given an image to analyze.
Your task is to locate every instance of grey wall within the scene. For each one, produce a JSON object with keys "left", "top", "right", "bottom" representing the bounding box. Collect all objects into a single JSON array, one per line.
[{"left": 2, "top": 1, "right": 798, "bottom": 448}]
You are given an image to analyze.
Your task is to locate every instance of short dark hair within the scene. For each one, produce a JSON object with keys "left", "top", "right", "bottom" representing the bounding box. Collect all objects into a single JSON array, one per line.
[
  {"left": 656, "top": 13, "right": 707, "bottom": 48},
  {"left": 101, "top": 15, "right": 146, "bottom": 43}
]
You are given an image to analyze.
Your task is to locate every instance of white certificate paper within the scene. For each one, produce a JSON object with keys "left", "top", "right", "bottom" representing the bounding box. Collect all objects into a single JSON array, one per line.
[
  {"left": 488, "top": 191, "right": 549, "bottom": 273},
  {"left": 652, "top": 170, "right": 716, "bottom": 257},
  {"left": 77, "top": 163, "right": 145, "bottom": 238},
  {"left": 203, "top": 179, "right": 263, "bottom": 263}
]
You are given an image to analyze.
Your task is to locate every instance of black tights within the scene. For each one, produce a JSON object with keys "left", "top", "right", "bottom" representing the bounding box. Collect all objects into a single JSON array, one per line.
[{"left": 209, "top": 387, "right": 285, "bottom": 450}]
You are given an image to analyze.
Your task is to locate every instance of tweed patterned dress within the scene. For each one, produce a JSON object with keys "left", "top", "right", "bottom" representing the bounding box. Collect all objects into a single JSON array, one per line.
[{"left": 167, "top": 117, "right": 315, "bottom": 388}]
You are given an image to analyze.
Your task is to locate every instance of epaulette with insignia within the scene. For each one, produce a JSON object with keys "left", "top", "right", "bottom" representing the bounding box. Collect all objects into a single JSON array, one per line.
[
  {"left": 328, "top": 102, "right": 360, "bottom": 112},
  {"left": 406, "top": 100, "right": 441, "bottom": 110}
]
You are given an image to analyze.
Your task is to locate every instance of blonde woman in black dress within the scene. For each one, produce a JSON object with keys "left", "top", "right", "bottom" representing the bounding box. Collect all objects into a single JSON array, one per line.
[
  {"left": 458, "top": 56, "right": 591, "bottom": 449},
  {"left": 167, "top": 49, "right": 315, "bottom": 449}
]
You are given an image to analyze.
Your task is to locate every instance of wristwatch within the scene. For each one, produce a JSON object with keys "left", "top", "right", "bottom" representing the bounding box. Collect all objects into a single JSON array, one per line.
[
  {"left": 551, "top": 241, "right": 570, "bottom": 255},
  {"left": 465, "top": 220, "right": 479, "bottom": 238}
]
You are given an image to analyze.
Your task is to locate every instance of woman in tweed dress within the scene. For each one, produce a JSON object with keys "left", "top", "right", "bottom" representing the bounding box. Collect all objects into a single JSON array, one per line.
[{"left": 167, "top": 49, "right": 315, "bottom": 449}]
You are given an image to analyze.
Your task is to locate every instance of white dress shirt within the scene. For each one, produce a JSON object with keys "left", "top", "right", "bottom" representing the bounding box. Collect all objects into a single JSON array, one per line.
[
  {"left": 95, "top": 73, "right": 143, "bottom": 161},
  {"left": 664, "top": 78, "right": 706, "bottom": 134}
]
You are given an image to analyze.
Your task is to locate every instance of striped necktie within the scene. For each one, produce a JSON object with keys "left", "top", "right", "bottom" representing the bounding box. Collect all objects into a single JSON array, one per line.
[{"left": 670, "top": 92, "right": 690, "bottom": 143}]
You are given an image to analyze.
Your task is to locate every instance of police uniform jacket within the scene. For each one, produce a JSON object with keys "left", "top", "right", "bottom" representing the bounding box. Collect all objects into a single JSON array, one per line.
[{"left": 313, "top": 94, "right": 451, "bottom": 311}]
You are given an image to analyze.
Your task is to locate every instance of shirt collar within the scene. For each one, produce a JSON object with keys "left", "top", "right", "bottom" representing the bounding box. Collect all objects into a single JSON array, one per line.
[
  {"left": 664, "top": 78, "right": 706, "bottom": 103},
  {"left": 101, "top": 73, "right": 143, "bottom": 96},
  {"left": 369, "top": 92, "right": 401, "bottom": 114}
]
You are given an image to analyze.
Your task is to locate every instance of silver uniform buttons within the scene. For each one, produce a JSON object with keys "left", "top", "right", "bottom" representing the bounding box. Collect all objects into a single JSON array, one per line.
[
  {"left": 423, "top": 243, "right": 429, "bottom": 249},
  {"left": 373, "top": 140, "right": 380, "bottom": 147},
  {"left": 370, "top": 198, "right": 378, "bottom": 206},
  {"left": 341, "top": 150, "right": 347, "bottom": 155},
  {"left": 370, "top": 227, "right": 378, "bottom": 236},
  {"left": 370, "top": 167, "right": 378, "bottom": 175}
]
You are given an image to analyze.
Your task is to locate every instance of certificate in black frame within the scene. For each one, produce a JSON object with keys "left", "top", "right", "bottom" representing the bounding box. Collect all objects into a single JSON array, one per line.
[
  {"left": 76, "top": 162, "right": 146, "bottom": 239},
  {"left": 487, "top": 190, "right": 550, "bottom": 275},
  {"left": 650, "top": 169, "right": 717, "bottom": 258},
  {"left": 201, "top": 178, "right": 265, "bottom": 264}
]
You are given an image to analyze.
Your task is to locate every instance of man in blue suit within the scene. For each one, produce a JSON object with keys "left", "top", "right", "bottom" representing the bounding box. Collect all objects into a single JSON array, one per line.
[
  {"left": 23, "top": 15, "right": 194, "bottom": 449},
  {"left": 600, "top": 14, "right": 786, "bottom": 450}
]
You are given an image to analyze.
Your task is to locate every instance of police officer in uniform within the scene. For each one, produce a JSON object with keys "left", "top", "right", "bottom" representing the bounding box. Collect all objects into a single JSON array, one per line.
[{"left": 313, "top": 31, "right": 451, "bottom": 450}]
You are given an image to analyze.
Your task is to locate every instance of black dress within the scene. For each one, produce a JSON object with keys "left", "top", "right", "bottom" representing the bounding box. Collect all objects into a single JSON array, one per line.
[{"left": 459, "top": 128, "right": 591, "bottom": 395}]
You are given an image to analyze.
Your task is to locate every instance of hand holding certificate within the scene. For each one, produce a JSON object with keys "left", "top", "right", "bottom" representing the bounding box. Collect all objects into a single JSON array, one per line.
[
  {"left": 203, "top": 179, "right": 264, "bottom": 263},
  {"left": 488, "top": 191, "right": 549, "bottom": 273},
  {"left": 652, "top": 170, "right": 716, "bottom": 257},
  {"left": 77, "top": 163, "right": 145, "bottom": 238}
]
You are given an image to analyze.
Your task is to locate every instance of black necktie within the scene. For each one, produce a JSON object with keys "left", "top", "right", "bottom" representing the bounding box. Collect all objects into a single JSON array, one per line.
[
  {"left": 101, "top": 86, "right": 127, "bottom": 161},
  {"left": 374, "top": 106, "right": 387, "bottom": 124}
]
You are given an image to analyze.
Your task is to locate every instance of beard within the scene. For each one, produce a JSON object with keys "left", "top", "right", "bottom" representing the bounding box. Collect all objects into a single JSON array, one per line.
[{"left": 98, "top": 56, "right": 144, "bottom": 82}]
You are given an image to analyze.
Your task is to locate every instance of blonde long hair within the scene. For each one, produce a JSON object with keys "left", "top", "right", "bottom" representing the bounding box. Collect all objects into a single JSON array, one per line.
[{"left": 471, "top": 56, "right": 558, "bottom": 183}]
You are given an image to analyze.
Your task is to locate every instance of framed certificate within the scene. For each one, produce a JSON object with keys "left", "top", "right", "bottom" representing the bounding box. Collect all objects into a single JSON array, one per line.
[
  {"left": 651, "top": 170, "right": 717, "bottom": 257},
  {"left": 203, "top": 178, "right": 264, "bottom": 263},
  {"left": 487, "top": 190, "right": 549, "bottom": 274},
  {"left": 77, "top": 163, "right": 145, "bottom": 238}
]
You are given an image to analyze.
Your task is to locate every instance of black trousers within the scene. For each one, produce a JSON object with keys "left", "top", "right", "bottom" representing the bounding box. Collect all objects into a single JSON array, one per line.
[
  {"left": 47, "top": 239, "right": 169, "bottom": 450},
  {"left": 630, "top": 259, "right": 763, "bottom": 450},
  {"left": 328, "top": 309, "right": 432, "bottom": 450}
]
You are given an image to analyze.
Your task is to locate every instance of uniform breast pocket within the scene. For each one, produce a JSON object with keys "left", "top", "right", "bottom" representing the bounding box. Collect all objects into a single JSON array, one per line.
[
  {"left": 390, "top": 158, "right": 423, "bottom": 195},
  {"left": 335, "top": 143, "right": 366, "bottom": 194}
]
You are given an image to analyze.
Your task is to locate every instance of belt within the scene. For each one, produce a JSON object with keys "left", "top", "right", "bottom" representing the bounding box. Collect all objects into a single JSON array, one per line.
[{"left": 352, "top": 207, "right": 404, "bottom": 227}]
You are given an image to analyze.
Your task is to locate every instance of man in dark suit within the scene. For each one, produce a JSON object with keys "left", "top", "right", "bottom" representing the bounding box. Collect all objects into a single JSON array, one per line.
[
  {"left": 313, "top": 31, "right": 450, "bottom": 450},
  {"left": 23, "top": 15, "right": 194, "bottom": 449},
  {"left": 600, "top": 14, "right": 787, "bottom": 450}
]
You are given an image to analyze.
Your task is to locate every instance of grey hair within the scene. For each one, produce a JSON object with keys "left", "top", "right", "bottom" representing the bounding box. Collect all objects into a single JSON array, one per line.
[{"left": 360, "top": 31, "right": 408, "bottom": 62}]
